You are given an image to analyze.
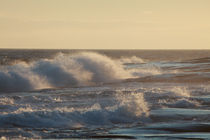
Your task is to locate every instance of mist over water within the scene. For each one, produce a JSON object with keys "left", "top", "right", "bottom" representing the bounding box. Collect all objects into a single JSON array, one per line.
[{"left": 0, "top": 50, "right": 210, "bottom": 139}]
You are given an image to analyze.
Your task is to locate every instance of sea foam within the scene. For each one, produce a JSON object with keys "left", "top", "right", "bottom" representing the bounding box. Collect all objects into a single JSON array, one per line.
[
  {"left": 0, "top": 52, "right": 133, "bottom": 92},
  {"left": 0, "top": 91, "right": 149, "bottom": 128}
]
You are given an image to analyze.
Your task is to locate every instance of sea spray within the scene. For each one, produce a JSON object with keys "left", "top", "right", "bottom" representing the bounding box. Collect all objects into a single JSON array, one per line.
[
  {"left": 0, "top": 52, "right": 132, "bottom": 92},
  {"left": 0, "top": 91, "right": 149, "bottom": 128},
  {"left": 0, "top": 52, "right": 171, "bottom": 92}
]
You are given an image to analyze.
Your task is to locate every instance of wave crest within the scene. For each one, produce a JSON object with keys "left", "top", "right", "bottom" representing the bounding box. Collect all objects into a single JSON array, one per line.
[
  {"left": 0, "top": 92, "right": 149, "bottom": 128},
  {"left": 0, "top": 52, "right": 134, "bottom": 92}
]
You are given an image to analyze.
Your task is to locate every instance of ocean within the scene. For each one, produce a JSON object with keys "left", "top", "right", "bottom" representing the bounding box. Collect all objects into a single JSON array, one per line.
[{"left": 0, "top": 49, "right": 210, "bottom": 139}]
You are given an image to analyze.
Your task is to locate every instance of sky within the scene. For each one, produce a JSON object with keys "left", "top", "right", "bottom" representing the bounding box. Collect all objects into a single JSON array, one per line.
[{"left": 0, "top": 0, "right": 209, "bottom": 49}]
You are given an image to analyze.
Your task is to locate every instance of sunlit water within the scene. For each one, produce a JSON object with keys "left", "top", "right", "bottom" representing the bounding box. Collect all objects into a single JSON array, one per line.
[{"left": 0, "top": 50, "right": 210, "bottom": 139}]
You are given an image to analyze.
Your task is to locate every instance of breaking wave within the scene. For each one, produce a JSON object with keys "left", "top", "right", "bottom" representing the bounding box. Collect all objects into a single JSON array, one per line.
[
  {"left": 0, "top": 52, "right": 136, "bottom": 92},
  {"left": 2, "top": 51, "right": 201, "bottom": 92},
  {"left": 118, "top": 56, "right": 145, "bottom": 64},
  {"left": 0, "top": 92, "right": 149, "bottom": 128}
]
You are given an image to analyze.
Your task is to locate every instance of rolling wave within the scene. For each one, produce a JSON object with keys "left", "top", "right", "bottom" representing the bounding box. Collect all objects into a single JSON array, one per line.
[
  {"left": 0, "top": 92, "right": 148, "bottom": 128},
  {"left": 0, "top": 52, "right": 133, "bottom": 92},
  {"left": 0, "top": 51, "right": 209, "bottom": 92},
  {"left": 0, "top": 52, "right": 161, "bottom": 92}
]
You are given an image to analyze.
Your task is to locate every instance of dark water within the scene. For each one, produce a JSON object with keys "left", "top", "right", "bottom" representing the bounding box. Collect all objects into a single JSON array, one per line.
[{"left": 0, "top": 49, "right": 210, "bottom": 139}]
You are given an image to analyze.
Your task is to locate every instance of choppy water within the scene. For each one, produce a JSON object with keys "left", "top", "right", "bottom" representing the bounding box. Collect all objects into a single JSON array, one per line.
[{"left": 0, "top": 50, "right": 210, "bottom": 139}]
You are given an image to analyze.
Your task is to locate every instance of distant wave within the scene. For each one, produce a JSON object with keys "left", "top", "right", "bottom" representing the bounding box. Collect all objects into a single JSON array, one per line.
[
  {"left": 127, "top": 73, "right": 210, "bottom": 84},
  {"left": 118, "top": 56, "right": 145, "bottom": 64},
  {"left": 183, "top": 57, "right": 210, "bottom": 63}
]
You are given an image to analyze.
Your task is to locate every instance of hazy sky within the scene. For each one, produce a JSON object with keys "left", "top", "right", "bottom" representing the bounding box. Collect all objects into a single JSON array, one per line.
[{"left": 0, "top": 0, "right": 209, "bottom": 49}]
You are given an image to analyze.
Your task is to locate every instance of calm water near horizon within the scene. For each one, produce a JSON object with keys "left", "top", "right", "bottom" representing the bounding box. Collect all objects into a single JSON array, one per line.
[{"left": 0, "top": 49, "right": 210, "bottom": 139}]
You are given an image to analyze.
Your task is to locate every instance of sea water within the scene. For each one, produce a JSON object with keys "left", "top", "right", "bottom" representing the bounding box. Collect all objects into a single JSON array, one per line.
[{"left": 0, "top": 50, "right": 210, "bottom": 139}]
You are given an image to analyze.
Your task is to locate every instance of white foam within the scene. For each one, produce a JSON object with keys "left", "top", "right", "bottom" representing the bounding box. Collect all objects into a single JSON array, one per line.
[
  {"left": 170, "top": 87, "right": 190, "bottom": 97},
  {"left": 0, "top": 52, "right": 133, "bottom": 92},
  {"left": 0, "top": 92, "right": 149, "bottom": 128},
  {"left": 119, "top": 56, "right": 145, "bottom": 64}
]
